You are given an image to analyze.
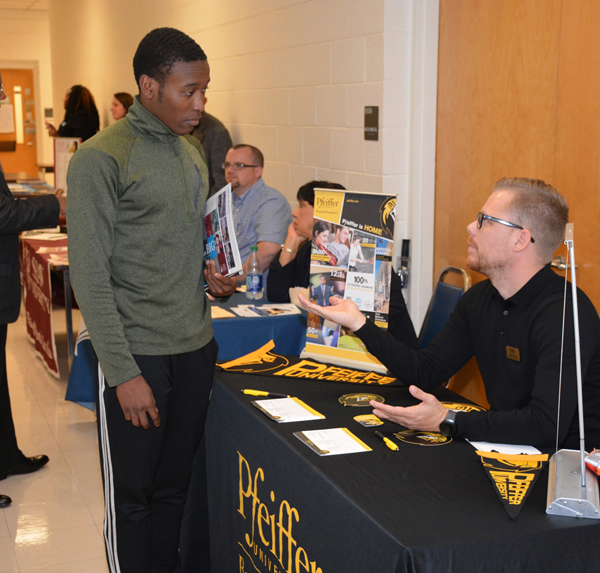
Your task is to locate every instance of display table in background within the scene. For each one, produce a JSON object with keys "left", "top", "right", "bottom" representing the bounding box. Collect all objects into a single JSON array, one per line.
[
  {"left": 206, "top": 373, "right": 600, "bottom": 573},
  {"left": 65, "top": 292, "right": 307, "bottom": 407},
  {"left": 211, "top": 292, "right": 306, "bottom": 360},
  {"left": 20, "top": 234, "right": 73, "bottom": 378}
]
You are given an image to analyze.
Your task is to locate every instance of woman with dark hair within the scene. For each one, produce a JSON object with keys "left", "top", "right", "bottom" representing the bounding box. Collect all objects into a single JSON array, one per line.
[
  {"left": 267, "top": 180, "right": 418, "bottom": 349},
  {"left": 312, "top": 220, "right": 330, "bottom": 248},
  {"left": 312, "top": 221, "right": 338, "bottom": 266},
  {"left": 110, "top": 92, "right": 134, "bottom": 121},
  {"left": 45, "top": 85, "right": 100, "bottom": 142}
]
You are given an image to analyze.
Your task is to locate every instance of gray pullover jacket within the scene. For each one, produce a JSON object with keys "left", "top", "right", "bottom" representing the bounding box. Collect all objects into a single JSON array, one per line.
[{"left": 67, "top": 98, "right": 213, "bottom": 387}]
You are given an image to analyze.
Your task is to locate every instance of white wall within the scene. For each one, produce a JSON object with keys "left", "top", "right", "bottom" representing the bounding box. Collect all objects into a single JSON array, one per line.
[
  {"left": 0, "top": 8, "right": 54, "bottom": 167},
  {"left": 47, "top": 0, "right": 439, "bottom": 325},
  {"left": 48, "top": 0, "right": 393, "bottom": 201}
]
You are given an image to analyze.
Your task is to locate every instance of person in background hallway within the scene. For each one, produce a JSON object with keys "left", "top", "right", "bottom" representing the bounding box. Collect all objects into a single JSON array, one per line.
[
  {"left": 268, "top": 180, "right": 418, "bottom": 350},
  {"left": 192, "top": 98, "right": 232, "bottom": 197},
  {"left": 45, "top": 85, "right": 100, "bottom": 142},
  {"left": 110, "top": 92, "right": 134, "bottom": 121},
  {"left": 67, "top": 28, "right": 216, "bottom": 573},
  {"left": 0, "top": 74, "right": 65, "bottom": 494},
  {"left": 300, "top": 178, "right": 600, "bottom": 449}
]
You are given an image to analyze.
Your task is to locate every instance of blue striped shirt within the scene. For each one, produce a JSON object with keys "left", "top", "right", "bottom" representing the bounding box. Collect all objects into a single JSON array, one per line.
[{"left": 232, "top": 178, "right": 292, "bottom": 263}]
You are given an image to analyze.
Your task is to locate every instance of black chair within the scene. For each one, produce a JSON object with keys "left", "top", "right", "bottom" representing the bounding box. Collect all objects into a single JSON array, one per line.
[{"left": 418, "top": 266, "right": 470, "bottom": 349}]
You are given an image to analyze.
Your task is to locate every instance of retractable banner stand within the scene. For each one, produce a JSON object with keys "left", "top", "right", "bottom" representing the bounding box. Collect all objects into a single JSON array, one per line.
[
  {"left": 54, "top": 137, "right": 81, "bottom": 192},
  {"left": 301, "top": 189, "right": 397, "bottom": 373}
]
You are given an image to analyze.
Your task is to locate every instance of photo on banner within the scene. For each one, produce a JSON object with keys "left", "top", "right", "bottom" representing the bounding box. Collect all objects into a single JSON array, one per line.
[{"left": 302, "top": 189, "right": 397, "bottom": 372}]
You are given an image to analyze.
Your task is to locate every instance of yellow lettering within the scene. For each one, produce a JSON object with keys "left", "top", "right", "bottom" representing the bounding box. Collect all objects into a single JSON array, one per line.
[
  {"left": 237, "top": 452, "right": 321, "bottom": 573},
  {"left": 238, "top": 452, "right": 252, "bottom": 519},
  {"left": 295, "top": 547, "right": 310, "bottom": 572},
  {"left": 278, "top": 500, "right": 299, "bottom": 572},
  {"left": 363, "top": 372, "right": 382, "bottom": 383},
  {"left": 257, "top": 502, "right": 271, "bottom": 547},
  {"left": 274, "top": 361, "right": 328, "bottom": 378},
  {"left": 237, "top": 451, "right": 264, "bottom": 548}
]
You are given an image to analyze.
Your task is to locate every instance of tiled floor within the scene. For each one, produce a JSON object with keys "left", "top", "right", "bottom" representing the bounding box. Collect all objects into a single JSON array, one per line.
[{"left": 0, "top": 307, "right": 108, "bottom": 573}]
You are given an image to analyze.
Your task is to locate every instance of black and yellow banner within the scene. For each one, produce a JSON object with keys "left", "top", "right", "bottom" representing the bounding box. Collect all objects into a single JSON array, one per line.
[
  {"left": 476, "top": 451, "right": 548, "bottom": 519},
  {"left": 217, "top": 340, "right": 400, "bottom": 385}
]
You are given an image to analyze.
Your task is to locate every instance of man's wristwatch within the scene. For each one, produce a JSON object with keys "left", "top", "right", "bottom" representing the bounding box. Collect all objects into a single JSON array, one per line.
[{"left": 439, "top": 409, "right": 457, "bottom": 437}]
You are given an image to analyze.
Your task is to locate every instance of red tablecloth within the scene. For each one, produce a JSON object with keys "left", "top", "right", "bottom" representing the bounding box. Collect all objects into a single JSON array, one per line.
[{"left": 19, "top": 235, "right": 68, "bottom": 377}]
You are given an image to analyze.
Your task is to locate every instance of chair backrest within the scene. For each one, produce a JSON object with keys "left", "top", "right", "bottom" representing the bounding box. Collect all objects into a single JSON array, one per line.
[{"left": 418, "top": 266, "right": 470, "bottom": 349}]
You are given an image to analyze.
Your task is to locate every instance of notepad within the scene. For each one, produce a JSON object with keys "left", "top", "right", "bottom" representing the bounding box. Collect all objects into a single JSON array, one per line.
[
  {"left": 467, "top": 440, "right": 541, "bottom": 455},
  {"left": 252, "top": 397, "right": 325, "bottom": 423},
  {"left": 211, "top": 306, "right": 236, "bottom": 319},
  {"left": 294, "top": 428, "right": 372, "bottom": 456}
]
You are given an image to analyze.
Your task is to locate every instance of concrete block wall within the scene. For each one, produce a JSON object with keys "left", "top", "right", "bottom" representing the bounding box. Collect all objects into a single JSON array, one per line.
[
  {"left": 46, "top": 0, "right": 436, "bottom": 322},
  {"left": 47, "top": 0, "right": 413, "bottom": 207}
]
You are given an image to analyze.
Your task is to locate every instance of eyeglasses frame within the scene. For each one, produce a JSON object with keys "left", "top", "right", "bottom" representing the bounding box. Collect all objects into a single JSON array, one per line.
[
  {"left": 221, "top": 162, "right": 258, "bottom": 171},
  {"left": 477, "top": 212, "right": 535, "bottom": 243}
]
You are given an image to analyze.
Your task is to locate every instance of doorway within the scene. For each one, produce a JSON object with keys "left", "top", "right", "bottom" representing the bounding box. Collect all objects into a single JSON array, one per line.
[{"left": 0, "top": 68, "right": 38, "bottom": 177}]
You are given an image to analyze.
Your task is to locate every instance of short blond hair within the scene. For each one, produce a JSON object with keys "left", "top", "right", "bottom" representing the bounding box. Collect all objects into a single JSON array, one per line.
[{"left": 493, "top": 177, "right": 569, "bottom": 263}]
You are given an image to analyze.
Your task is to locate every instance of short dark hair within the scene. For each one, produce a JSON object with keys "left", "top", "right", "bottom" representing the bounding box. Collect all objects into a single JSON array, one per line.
[
  {"left": 493, "top": 177, "right": 569, "bottom": 263},
  {"left": 232, "top": 144, "right": 264, "bottom": 168},
  {"left": 297, "top": 180, "right": 346, "bottom": 206},
  {"left": 133, "top": 28, "right": 206, "bottom": 88},
  {"left": 114, "top": 92, "right": 134, "bottom": 113}
]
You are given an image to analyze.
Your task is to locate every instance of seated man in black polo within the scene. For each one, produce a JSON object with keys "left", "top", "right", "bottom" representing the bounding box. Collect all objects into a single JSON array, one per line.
[{"left": 299, "top": 177, "right": 600, "bottom": 450}]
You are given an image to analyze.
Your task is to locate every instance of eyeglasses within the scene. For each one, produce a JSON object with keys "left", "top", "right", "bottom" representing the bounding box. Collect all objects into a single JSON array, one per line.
[
  {"left": 221, "top": 162, "right": 258, "bottom": 171},
  {"left": 477, "top": 212, "right": 535, "bottom": 243}
]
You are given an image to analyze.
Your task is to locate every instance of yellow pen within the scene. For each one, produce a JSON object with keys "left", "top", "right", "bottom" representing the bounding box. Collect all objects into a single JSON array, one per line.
[
  {"left": 375, "top": 431, "right": 399, "bottom": 452},
  {"left": 241, "top": 389, "right": 290, "bottom": 398}
]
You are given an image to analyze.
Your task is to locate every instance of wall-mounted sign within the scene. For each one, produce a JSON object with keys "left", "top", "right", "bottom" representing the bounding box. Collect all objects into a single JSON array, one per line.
[{"left": 364, "top": 106, "right": 379, "bottom": 141}]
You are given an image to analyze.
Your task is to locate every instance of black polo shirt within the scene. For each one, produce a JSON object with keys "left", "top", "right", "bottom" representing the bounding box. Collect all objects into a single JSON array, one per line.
[{"left": 356, "top": 264, "right": 600, "bottom": 449}]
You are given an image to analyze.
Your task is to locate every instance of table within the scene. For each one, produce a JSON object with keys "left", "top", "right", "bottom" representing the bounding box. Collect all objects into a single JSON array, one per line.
[
  {"left": 20, "top": 235, "right": 74, "bottom": 377},
  {"left": 65, "top": 292, "right": 307, "bottom": 407},
  {"left": 4, "top": 171, "right": 37, "bottom": 182},
  {"left": 212, "top": 292, "right": 306, "bottom": 360},
  {"left": 205, "top": 373, "right": 600, "bottom": 572}
]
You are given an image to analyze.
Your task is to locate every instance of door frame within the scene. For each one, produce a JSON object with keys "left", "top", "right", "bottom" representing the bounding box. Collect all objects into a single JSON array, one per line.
[
  {"left": 0, "top": 60, "right": 43, "bottom": 173},
  {"left": 406, "top": 0, "right": 440, "bottom": 329}
]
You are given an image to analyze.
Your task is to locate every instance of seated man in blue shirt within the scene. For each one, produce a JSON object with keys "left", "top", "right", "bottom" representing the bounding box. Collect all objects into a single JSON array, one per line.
[{"left": 205, "top": 144, "right": 292, "bottom": 295}]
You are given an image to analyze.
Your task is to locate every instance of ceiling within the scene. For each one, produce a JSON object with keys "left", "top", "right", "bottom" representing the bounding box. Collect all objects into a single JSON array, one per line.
[{"left": 0, "top": 0, "right": 47, "bottom": 10}]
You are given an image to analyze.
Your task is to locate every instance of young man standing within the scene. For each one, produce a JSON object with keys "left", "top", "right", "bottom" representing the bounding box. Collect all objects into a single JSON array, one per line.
[{"left": 67, "top": 28, "right": 217, "bottom": 573}]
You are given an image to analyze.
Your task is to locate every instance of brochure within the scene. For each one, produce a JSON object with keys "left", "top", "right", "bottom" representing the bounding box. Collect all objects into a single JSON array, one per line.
[
  {"left": 302, "top": 189, "right": 397, "bottom": 372},
  {"left": 203, "top": 183, "right": 243, "bottom": 281}
]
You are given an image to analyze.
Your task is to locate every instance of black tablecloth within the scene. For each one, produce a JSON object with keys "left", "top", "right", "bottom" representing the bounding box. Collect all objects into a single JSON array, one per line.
[{"left": 206, "top": 372, "right": 599, "bottom": 573}]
